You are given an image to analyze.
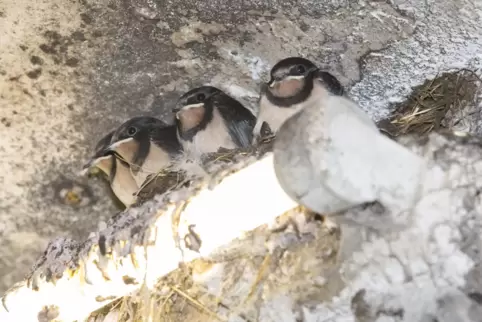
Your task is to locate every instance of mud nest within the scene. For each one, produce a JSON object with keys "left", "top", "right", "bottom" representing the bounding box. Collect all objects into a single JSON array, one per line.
[
  {"left": 132, "top": 136, "right": 275, "bottom": 208},
  {"left": 377, "top": 69, "right": 481, "bottom": 137}
]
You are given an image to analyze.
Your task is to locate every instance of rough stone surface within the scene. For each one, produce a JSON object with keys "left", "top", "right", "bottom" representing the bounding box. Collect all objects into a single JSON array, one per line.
[
  {"left": 350, "top": 0, "right": 482, "bottom": 121},
  {"left": 0, "top": 0, "right": 481, "bottom": 294}
]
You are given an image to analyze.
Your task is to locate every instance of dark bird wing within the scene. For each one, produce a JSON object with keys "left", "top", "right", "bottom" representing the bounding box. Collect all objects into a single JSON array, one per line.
[
  {"left": 316, "top": 70, "right": 345, "bottom": 96},
  {"left": 215, "top": 94, "right": 257, "bottom": 148},
  {"left": 150, "top": 125, "right": 183, "bottom": 156}
]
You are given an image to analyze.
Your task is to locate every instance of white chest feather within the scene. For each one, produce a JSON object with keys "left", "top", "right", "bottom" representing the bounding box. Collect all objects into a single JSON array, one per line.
[
  {"left": 254, "top": 96, "right": 303, "bottom": 136},
  {"left": 180, "top": 108, "right": 236, "bottom": 159},
  {"left": 132, "top": 144, "right": 172, "bottom": 186}
]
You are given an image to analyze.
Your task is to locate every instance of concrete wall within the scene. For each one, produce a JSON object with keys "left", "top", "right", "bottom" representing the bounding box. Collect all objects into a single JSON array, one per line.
[{"left": 0, "top": 0, "right": 481, "bottom": 294}]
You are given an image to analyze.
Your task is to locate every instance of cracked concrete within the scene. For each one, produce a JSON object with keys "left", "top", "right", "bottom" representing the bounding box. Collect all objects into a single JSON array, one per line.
[
  {"left": 0, "top": 0, "right": 480, "bottom": 294},
  {"left": 351, "top": 0, "right": 482, "bottom": 121}
]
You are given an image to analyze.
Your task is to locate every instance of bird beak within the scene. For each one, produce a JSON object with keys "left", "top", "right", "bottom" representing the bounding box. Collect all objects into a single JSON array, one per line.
[
  {"left": 173, "top": 103, "right": 204, "bottom": 119},
  {"left": 268, "top": 68, "right": 318, "bottom": 89},
  {"left": 78, "top": 154, "right": 112, "bottom": 176},
  {"left": 105, "top": 137, "right": 140, "bottom": 166},
  {"left": 172, "top": 104, "right": 181, "bottom": 114},
  {"left": 106, "top": 137, "right": 135, "bottom": 152},
  {"left": 78, "top": 163, "right": 92, "bottom": 177},
  {"left": 284, "top": 75, "right": 305, "bottom": 81},
  {"left": 173, "top": 107, "right": 183, "bottom": 120},
  {"left": 172, "top": 101, "right": 186, "bottom": 119}
]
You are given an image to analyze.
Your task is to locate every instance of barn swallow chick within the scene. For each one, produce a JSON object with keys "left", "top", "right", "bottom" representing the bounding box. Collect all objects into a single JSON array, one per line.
[
  {"left": 79, "top": 130, "right": 140, "bottom": 208},
  {"left": 173, "top": 86, "right": 256, "bottom": 158},
  {"left": 82, "top": 152, "right": 139, "bottom": 208},
  {"left": 106, "top": 116, "right": 182, "bottom": 186},
  {"left": 253, "top": 57, "right": 345, "bottom": 138},
  {"left": 79, "top": 131, "right": 115, "bottom": 177},
  {"left": 79, "top": 130, "right": 115, "bottom": 178}
]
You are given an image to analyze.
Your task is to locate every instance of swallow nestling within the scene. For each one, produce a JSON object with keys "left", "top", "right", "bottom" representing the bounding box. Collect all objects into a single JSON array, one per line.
[
  {"left": 253, "top": 56, "right": 345, "bottom": 138},
  {"left": 83, "top": 153, "right": 139, "bottom": 208},
  {"left": 106, "top": 116, "right": 183, "bottom": 186},
  {"left": 173, "top": 86, "right": 256, "bottom": 158},
  {"left": 81, "top": 131, "right": 139, "bottom": 208}
]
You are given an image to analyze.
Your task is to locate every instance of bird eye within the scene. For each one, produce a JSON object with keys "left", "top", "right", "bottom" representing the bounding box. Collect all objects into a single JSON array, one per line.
[
  {"left": 196, "top": 93, "right": 206, "bottom": 102},
  {"left": 296, "top": 64, "right": 306, "bottom": 74},
  {"left": 127, "top": 126, "right": 137, "bottom": 136}
]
